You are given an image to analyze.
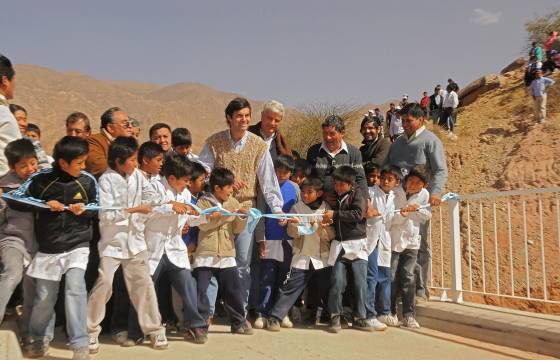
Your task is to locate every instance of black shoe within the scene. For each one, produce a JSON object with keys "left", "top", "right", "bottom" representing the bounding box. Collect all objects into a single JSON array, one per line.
[
  {"left": 231, "top": 320, "right": 254, "bottom": 335},
  {"left": 185, "top": 328, "right": 208, "bottom": 344},
  {"left": 24, "top": 340, "right": 48, "bottom": 358},
  {"left": 328, "top": 315, "right": 341, "bottom": 333}
]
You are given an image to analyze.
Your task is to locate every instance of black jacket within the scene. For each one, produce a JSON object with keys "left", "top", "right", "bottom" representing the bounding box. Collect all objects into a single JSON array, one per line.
[
  {"left": 15, "top": 167, "right": 98, "bottom": 254},
  {"left": 360, "top": 136, "right": 391, "bottom": 168},
  {"left": 333, "top": 188, "right": 367, "bottom": 241}
]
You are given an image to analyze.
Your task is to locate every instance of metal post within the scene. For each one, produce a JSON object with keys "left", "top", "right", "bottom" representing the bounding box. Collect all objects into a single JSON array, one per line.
[{"left": 448, "top": 199, "right": 463, "bottom": 303}]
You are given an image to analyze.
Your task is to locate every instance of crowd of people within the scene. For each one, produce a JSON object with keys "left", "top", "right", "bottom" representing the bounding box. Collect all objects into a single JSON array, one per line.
[{"left": 0, "top": 53, "right": 448, "bottom": 359}]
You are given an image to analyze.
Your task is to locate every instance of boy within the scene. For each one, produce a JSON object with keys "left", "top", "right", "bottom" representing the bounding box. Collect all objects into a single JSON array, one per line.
[
  {"left": 172, "top": 127, "right": 199, "bottom": 161},
  {"left": 290, "top": 158, "right": 312, "bottom": 187},
  {"left": 390, "top": 166, "right": 431, "bottom": 329},
  {"left": 255, "top": 155, "right": 299, "bottom": 329},
  {"left": 25, "top": 123, "right": 55, "bottom": 165},
  {"left": 87, "top": 136, "right": 168, "bottom": 353},
  {"left": 266, "top": 176, "right": 335, "bottom": 331},
  {"left": 11, "top": 136, "right": 97, "bottom": 359},
  {"left": 322, "top": 165, "right": 375, "bottom": 333},
  {"left": 192, "top": 167, "right": 254, "bottom": 335},
  {"left": 0, "top": 139, "right": 39, "bottom": 329}
]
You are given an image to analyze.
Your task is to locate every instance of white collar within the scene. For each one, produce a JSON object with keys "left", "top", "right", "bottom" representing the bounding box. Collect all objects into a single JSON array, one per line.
[
  {"left": 260, "top": 130, "right": 276, "bottom": 141},
  {"left": 405, "top": 126, "right": 426, "bottom": 142},
  {"left": 320, "top": 140, "right": 348, "bottom": 157},
  {"left": 227, "top": 129, "right": 249, "bottom": 147}
]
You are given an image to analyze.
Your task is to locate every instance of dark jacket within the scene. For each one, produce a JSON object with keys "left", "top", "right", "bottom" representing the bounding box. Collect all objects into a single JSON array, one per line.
[
  {"left": 10, "top": 167, "right": 98, "bottom": 254},
  {"left": 359, "top": 136, "right": 391, "bottom": 168},
  {"left": 333, "top": 188, "right": 367, "bottom": 241},
  {"left": 248, "top": 122, "right": 293, "bottom": 161}
]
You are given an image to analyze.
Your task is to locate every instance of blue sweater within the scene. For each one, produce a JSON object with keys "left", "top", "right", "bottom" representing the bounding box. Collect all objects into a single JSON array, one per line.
[
  {"left": 182, "top": 194, "right": 200, "bottom": 247},
  {"left": 265, "top": 180, "right": 298, "bottom": 241}
]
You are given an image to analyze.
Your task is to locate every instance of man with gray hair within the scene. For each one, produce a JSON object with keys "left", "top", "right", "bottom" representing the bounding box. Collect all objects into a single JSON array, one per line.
[{"left": 249, "top": 100, "right": 292, "bottom": 161}]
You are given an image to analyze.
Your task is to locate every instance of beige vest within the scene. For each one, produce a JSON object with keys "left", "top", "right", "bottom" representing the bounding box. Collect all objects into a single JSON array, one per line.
[{"left": 206, "top": 130, "right": 268, "bottom": 207}]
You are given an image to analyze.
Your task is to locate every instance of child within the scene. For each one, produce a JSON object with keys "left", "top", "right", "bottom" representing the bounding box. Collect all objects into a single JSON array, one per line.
[
  {"left": 13, "top": 136, "right": 97, "bottom": 359},
  {"left": 87, "top": 136, "right": 167, "bottom": 353},
  {"left": 390, "top": 165, "right": 431, "bottom": 329},
  {"left": 389, "top": 107, "right": 404, "bottom": 142},
  {"left": 265, "top": 176, "right": 335, "bottom": 331},
  {"left": 192, "top": 167, "right": 253, "bottom": 335},
  {"left": 172, "top": 127, "right": 199, "bottom": 161},
  {"left": 254, "top": 155, "right": 299, "bottom": 329},
  {"left": 365, "top": 166, "right": 402, "bottom": 329},
  {"left": 290, "top": 158, "right": 312, "bottom": 187},
  {"left": 0, "top": 139, "right": 39, "bottom": 330},
  {"left": 183, "top": 161, "right": 208, "bottom": 256},
  {"left": 127, "top": 154, "right": 207, "bottom": 345},
  {"left": 322, "top": 165, "right": 375, "bottom": 333},
  {"left": 24, "top": 123, "right": 55, "bottom": 166}
]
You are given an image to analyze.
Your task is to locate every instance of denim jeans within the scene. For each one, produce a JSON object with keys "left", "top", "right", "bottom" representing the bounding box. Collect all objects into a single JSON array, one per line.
[
  {"left": 256, "top": 241, "right": 292, "bottom": 317},
  {"left": 391, "top": 249, "right": 418, "bottom": 317},
  {"left": 416, "top": 222, "right": 431, "bottom": 297},
  {"left": 207, "top": 275, "right": 219, "bottom": 316},
  {"left": 30, "top": 268, "right": 88, "bottom": 349},
  {"left": 0, "top": 247, "right": 25, "bottom": 324},
  {"left": 328, "top": 258, "right": 368, "bottom": 319},
  {"left": 430, "top": 109, "right": 440, "bottom": 125},
  {"left": 235, "top": 227, "right": 254, "bottom": 312},
  {"left": 365, "top": 246, "right": 379, "bottom": 318},
  {"left": 375, "top": 266, "right": 392, "bottom": 316}
]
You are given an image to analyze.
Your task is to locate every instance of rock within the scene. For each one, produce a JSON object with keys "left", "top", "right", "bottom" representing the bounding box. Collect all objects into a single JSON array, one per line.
[
  {"left": 459, "top": 74, "right": 503, "bottom": 107},
  {"left": 527, "top": 239, "right": 535, "bottom": 245},
  {"left": 500, "top": 57, "right": 527, "bottom": 74}
]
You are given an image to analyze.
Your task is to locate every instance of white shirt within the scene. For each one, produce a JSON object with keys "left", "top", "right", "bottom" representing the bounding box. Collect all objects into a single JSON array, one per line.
[
  {"left": 443, "top": 91, "right": 459, "bottom": 109},
  {"left": 0, "top": 94, "right": 22, "bottom": 176},
  {"left": 405, "top": 125, "right": 426, "bottom": 143},
  {"left": 367, "top": 185, "right": 395, "bottom": 267},
  {"left": 389, "top": 116, "right": 404, "bottom": 137},
  {"left": 198, "top": 130, "right": 284, "bottom": 213},
  {"left": 144, "top": 176, "right": 206, "bottom": 274},
  {"left": 320, "top": 140, "right": 348, "bottom": 158},
  {"left": 98, "top": 168, "right": 160, "bottom": 259},
  {"left": 391, "top": 187, "right": 432, "bottom": 252},
  {"left": 26, "top": 247, "right": 89, "bottom": 281}
]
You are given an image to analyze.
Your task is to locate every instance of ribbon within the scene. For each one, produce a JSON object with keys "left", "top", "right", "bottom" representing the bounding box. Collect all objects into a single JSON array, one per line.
[{"left": 391, "top": 192, "right": 461, "bottom": 213}]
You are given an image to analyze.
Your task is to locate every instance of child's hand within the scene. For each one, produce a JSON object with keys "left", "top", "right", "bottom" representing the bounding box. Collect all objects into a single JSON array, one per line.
[
  {"left": 322, "top": 210, "right": 334, "bottom": 225},
  {"left": 288, "top": 217, "right": 299, "bottom": 224},
  {"left": 127, "top": 204, "right": 152, "bottom": 214},
  {"left": 182, "top": 223, "right": 190, "bottom": 235},
  {"left": 208, "top": 211, "right": 222, "bottom": 220},
  {"left": 258, "top": 241, "right": 266, "bottom": 259},
  {"left": 276, "top": 212, "right": 288, "bottom": 226},
  {"left": 68, "top": 203, "right": 85, "bottom": 216},
  {"left": 408, "top": 203, "right": 420, "bottom": 211},
  {"left": 47, "top": 200, "right": 65, "bottom": 212},
  {"left": 366, "top": 200, "right": 380, "bottom": 218},
  {"left": 187, "top": 243, "right": 196, "bottom": 256},
  {"left": 171, "top": 201, "right": 190, "bottom": 215},
  {"left": 237, "top": 208, "right": 248, "bottom": 215},
  {"left": 400, "top": 208, "right": 410, "bottom": 217}
]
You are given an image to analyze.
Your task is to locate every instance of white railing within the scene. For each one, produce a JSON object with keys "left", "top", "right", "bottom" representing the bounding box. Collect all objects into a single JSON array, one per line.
[{"left": 428, "top": 187, "right": 560, "bottom": 307}]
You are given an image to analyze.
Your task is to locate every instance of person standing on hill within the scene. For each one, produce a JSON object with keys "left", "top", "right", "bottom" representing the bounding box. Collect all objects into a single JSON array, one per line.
[
  {"left": 529, "top": 42, "right": 544, "bottom": 63},
  {"left": 420, "top": 92, "right": 429, "bottom": 113},
  {"left": 359, "top": 115, "right": 391, "bottom": 168},
  {"left": 428, "top": 86, "right": 443, "bottom": 125},
  {"left": 530, "top": 69, "right": 555, "bottom": 124},
  {"left": 544, "top": 31, "right": 558, "bottom": 60},
  {"left": 442, "top": 85, "right": 459, "bottom": 139}
]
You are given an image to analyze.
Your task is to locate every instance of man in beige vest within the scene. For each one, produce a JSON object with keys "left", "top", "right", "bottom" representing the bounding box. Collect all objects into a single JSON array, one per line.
[{"left": 199, "top": 97, "right": 284, "bottom": 312}]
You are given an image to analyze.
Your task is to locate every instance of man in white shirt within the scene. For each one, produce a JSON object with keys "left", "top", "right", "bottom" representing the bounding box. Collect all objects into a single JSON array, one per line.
[
  {"left": 442, "top": 85, "right": 459, "bottom": 138},
  {"left": 0, "top": 54, "right": 22, "bottom": 176}
]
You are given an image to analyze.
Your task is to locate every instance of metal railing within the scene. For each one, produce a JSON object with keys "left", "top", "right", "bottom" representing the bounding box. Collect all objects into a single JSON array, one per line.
[{"left": 428, "top": 187, "right": 560, "bottom": 306}]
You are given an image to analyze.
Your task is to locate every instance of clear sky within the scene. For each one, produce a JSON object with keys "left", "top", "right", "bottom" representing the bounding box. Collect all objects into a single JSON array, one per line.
[{"left": 2, "top": 0, "right": 558, "bottom": 106}]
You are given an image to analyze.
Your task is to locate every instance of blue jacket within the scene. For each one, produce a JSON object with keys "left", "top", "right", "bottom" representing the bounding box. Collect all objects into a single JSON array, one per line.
[{"left": 265, "top": 180, "right": 298, "bottom": 241}]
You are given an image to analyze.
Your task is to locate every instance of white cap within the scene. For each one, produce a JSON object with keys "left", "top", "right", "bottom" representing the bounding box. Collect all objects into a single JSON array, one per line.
[{"left": 402, "top": 94, "right": 408, "bottom": 99}]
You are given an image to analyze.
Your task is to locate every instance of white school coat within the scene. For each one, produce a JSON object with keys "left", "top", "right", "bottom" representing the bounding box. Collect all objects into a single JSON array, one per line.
[
  {"left": 390, "top": 187, "right": 431, "bottom": 252},
  {"left": 367, "top": 185, "right": 395, "bottom": 267},
  {"left": 98, "top": 168, "right": 160, "bottom": 259}
]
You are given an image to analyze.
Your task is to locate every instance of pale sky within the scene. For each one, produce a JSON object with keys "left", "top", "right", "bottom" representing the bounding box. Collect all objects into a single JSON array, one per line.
[{"left": 2, "top": 0, "right": 558, "bottom": 106}]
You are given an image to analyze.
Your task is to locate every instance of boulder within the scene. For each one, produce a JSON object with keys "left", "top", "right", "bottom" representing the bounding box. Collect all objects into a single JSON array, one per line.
[
  {"left": 500, "top": 57, "right": 527, "bottom": 74},
  {"left": 458, "top": 74, "right": 503, "bottom": 107}
]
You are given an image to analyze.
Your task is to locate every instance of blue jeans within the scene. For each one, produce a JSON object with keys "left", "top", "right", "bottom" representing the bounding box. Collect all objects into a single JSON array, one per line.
[
  {"left": 207, "top": 275, "right": 219, "bottom": 316},
  {"left": 256, "top": 243, "right": 291, "bottom": 317},
  {"left": 235, "top": 227, "right": 254, "bottom": 312},
  {"left": 328, "top": 258, "right": 368, "bottom": 319},
  {"left": 375, "top": 266, "right": 392, "bottom": 315},
  {"left": 30, "top": 268, "right": 88, "bottom": 349},
  {"left": 366, "top": 246, "right": 379, "bottom": 318}
]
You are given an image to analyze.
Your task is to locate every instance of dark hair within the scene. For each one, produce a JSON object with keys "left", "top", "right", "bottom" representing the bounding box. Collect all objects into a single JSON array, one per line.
[
  {"left": 225, "top": 97, "right": 251, "bottom": 119},
  {"left": 53, "top": 136, "right": 89, "bottom": 165},
  {"left": 380, "top": 165, "right": 403, "bottom": 182},
  {"left": 405, "top": 165, "right": 431, "bottom": 185},
  {"left": 300, "top": 176, "right": 323, "bottom": 192},
  {"left": 138, "top": 141, "right": 164, "bottom": 164},
  {"left": 322, "top": 115, "right": 345, "bottom": 132},
  {"left": 360, "top": 115, "right": 381, "bottom": 130},
  {"left": 171, "top": 127, "right": 192, "bottom": 148},
  {"left": 66, "top": 112, "right": 91, "bottom": 131},
  {"left": 294, "top": 158, "right": 312, "bottom": 176},
  {"left": 26, "top": 123, "right": 40, "bottom": 136},
  {"left": 274, "top": 154, "right": 295, "bottom": 172},
  {"left": 149, "top": 123, "right": 171, "bottom": 139},
  {"left": 364, "top": 163, "right": 381, "bottom": 175},
  {"left": 108, "top": 136, "right": 138, "bottom": 169},
  {"left": 100, "top": 107, "right": 124, "bottom": 129},
  {"left": 5, "top": 138, "right": 37, "bottom": 167},
  {"left": 9, "top": 104, "right": 26, "bottom": 116},
  {"left": 191, "top": 161, "right": 207, "bottom": 181},
  {"left": 401, "top": 102, "right": 426, "bottom": 119},
  {"left": 332, "top": 165, "right": 357, "bottom": 185},
  {"left": 0, "top": 54, "right": 15, "bottom": 81},
  {"left": 209, "top": 167, "right": 235, "bottom": 190},
  {"left": 162, "top": 154, "right": 193, "bottom": 179}
]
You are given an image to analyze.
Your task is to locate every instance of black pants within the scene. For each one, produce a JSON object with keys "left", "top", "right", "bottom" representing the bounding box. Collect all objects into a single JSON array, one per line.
[
  {"left": 194, "top": 266, "right": 246, "bottom": 330},
  {"left": 391, "top": 249, "right": 418, "bottom": 317}
]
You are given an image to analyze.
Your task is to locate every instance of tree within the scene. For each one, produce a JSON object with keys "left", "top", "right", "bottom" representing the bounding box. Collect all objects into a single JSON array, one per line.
[{"left": 525, "top": 8, "right": 560, "bottom": 51}]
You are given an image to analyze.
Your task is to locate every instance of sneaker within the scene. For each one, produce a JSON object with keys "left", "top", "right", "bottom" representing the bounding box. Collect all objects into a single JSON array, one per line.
[
  {"left": 366, "top": 318, "right": 387, "bottom": 331},
  {"left": 377, "top": 314, "right": 399, "bottom": 327},
  {"left": 111, "top": 331, "right": 128, "bottom": 345},
  {"left": 402, "top": 315, "right": 421, "bottom": 329},
  {"left": 88, "top": 336, "right": 99, "bottom": 354},
  {"left": 150, "top": 332, "right": 169, "bottom": 350},
  {"left": 185, "top": 328, "right": 208, "bottom": 344},
  {"left": 327, "top": 315, "right": 341, "bottom": 333},
  {"left": 24, "top": 340, "right": 48, "bottom": 358},
  {"left": 281, "top": 316, "right": 293, "bottom": 328},
  {"left": 231, "top": 320, "right": 254, "bottom": 335},
  {"left": 353, "top": 318, "right": 375, "bottom": 332},
  {"left": 254, "top": 316, "right": 266, "bottom": 329},
  {"left": 72, "top": 347, "right": 90, "bottom": 360},
  {"left": 266, "top": 317, "right": 281, "bottom": 332},
  {"left": 122, "top": 337, "right": 145, "bottom": 347}
]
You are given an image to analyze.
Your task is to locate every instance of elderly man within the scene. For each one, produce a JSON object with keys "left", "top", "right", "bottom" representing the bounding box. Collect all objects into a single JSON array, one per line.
[
  {"left": 307, "top": 115, "right": 367, "bottom": 205},
  {"left": 66, "top": 112, "right": 92, "bottom": 139},
  {"left": 199, "top": 97, "right": 284, "bottom": 319},
  {"left": 385, "top": 102, "right": 448, "bottom": 299},
  {"left": 359, "top": 115, "right": 391, "bottom": 168},
  {"left": 248, "top": 100, "right": 292, "bottom": 161}
]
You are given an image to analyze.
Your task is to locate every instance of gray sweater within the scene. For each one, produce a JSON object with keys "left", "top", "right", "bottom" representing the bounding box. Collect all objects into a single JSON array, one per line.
[{"left": 385, "top": 128, "right": 448, "bottom": 195}]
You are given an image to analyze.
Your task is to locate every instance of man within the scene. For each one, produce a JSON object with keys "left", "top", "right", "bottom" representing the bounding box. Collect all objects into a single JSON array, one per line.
[
  {"left": 420, "top": 91, "right": 429, "bottom": 112},
  {"left": 442, "top": 85, "right": 459, "bottom": 139},
  {"left": 199, "top": 97, "right": 284, "bottom": 315},
  {"left": 385, "top": 102, "right": 448, "bottom": 299},
  {"left": 66, "top": 112, "right": 92, "bottom": 139},
  {"left": 530, "top": 69, "right": 555, "bottom": 124},
  {"left": 359, "top": 115, "right": 391, "bottom": 168},
  {"left": 544, "top": 31, "right": 558, "bottom": 60},
  {"left": 0, "top": 54, "right": 21, "bottom": 176},
  {"left": 400, "top": 94, "right": 409, "bottom": 108},
  {"left": 130, "top": 118, "right": 141, "bottom": 139},
  {"left": 306, "top": 115, "right": 367, "bottom": 206},
  {"left": 385, "top": 103, "right": 397, "bottom": 135},
  {"left": 529, "top": 41, "right": 543, "bottom": 63},
  {"left": 86, "top": 107, "right": 132, "bottom": 178},
  {"left": 429, "top": 86, "right": 443, "bottom": 125},
  {"left": 149, "top": 123, "right": 172, "bottom": 153},
  {"left": 248, "top": 100, "right": 292, "bottom": 161}
]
